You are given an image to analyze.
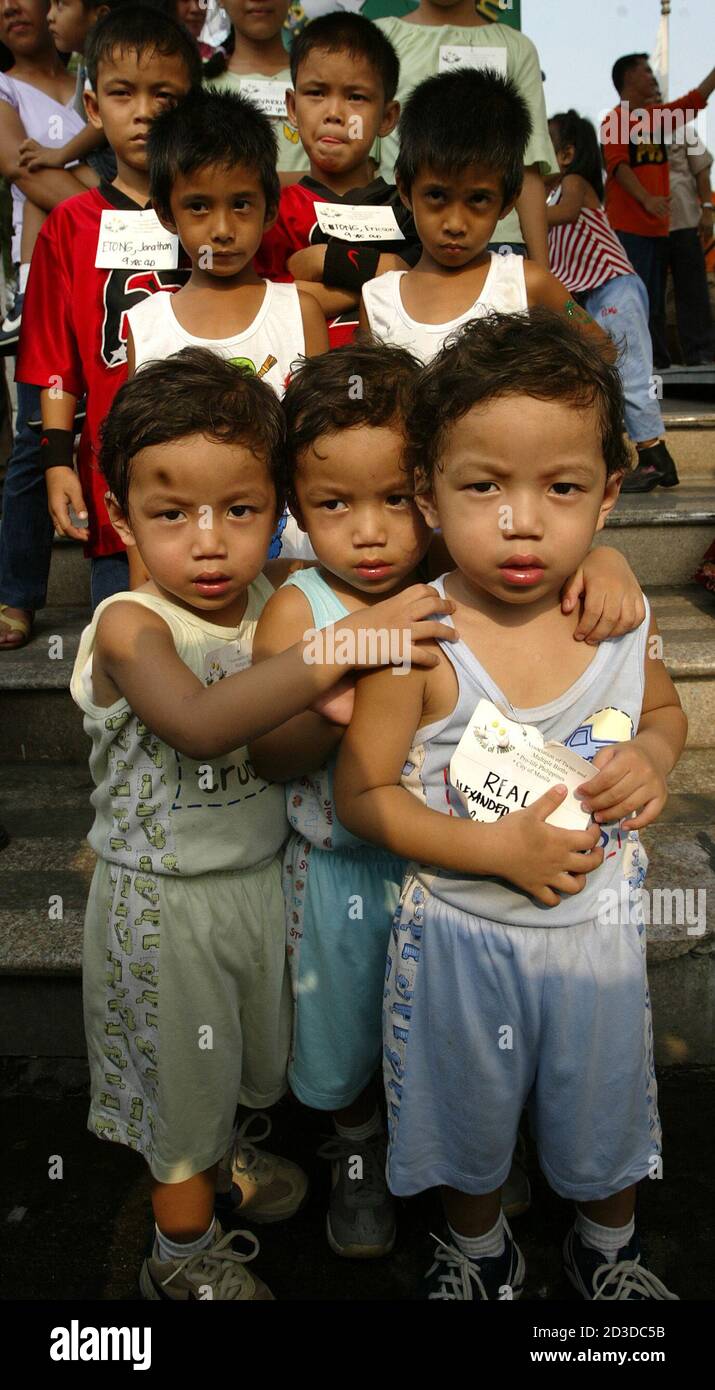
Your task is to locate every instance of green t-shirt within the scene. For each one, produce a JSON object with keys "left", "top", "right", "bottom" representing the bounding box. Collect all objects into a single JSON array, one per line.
[
  {"left": 375, "top": 16, "right": 557, "bottom": 245},
  {"left": 206, "top": 68, "right": 310, "bottom": 174}
]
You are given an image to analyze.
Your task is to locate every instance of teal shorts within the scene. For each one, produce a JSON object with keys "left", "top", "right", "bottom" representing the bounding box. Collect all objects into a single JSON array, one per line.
[{"left": 283, "top": 834, "right": 405, "bottom": 1110}]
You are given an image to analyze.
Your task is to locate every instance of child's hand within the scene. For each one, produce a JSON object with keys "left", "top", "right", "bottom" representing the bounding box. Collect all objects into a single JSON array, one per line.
[
  {"left": 486, "top": 785, "right": 604, "bottom": 907},
  {"left": 46, "top": 466, "right": 90, "bottom": 542},
  {"left": 18, "top": 138, "right": 63, "bottom": 171},
  {"left": 311, "top": 675, "right": 355, "bottom": 726},
  {"left": 332, "top": 584, "right": 458, "bottom": 671},
  {"left": 577, "top": 742, "right": 667, "bottom": 830},
  {"left": 287, "top": 246, "right": 326, "bottom": 281},
  {"left": 561, "top": 547, "right": 645, "bottom": 643}
]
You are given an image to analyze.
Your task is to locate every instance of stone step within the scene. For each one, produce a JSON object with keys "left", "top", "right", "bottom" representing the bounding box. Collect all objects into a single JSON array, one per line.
[
  {"left": 648, "top": 586, "right": 715, "bottom": 750},
  {"left": 595, "top": 481, "right": 714, "bottom": 585},
  {"left": 0, "top": 756, "right": 712, "bottom": 1061}
]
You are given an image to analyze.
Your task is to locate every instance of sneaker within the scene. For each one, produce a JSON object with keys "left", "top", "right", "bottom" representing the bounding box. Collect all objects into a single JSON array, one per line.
[
  {"left": 622, "top": 441, "right": 680, "bottom": 492},
  {"left": 318, "top": 1129, "right": 396, "bottom": 1258},
  {"left": 215, "top": 1112, "right": 308, "bottom": 1225},
  {"left": 139, "top": 1222, "right": 274, "bottom": 1301},
  {"left": 424, "top": 1222, "right": 525, "bottom": 1300},
  {"left": 563, "top": 1227, "right": 679, "bottom": 1300},
  {"left": 0, "top": 293, "right": 23, "bottom": 355}
]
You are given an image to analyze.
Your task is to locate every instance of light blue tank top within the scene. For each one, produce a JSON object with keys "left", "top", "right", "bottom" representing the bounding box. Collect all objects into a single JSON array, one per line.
[
  {"left": 283, "top": 567, "right": 365, "bottom": 852},
  {"left": 402, "top": 575, "right": 651, "bottom": 927}
]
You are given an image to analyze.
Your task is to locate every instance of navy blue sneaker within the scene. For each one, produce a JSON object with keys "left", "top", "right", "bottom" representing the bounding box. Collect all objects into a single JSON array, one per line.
[
  {"left": 563, "top": 1227, "right": 678, "bottom": 1300},
  {"left": 0, "top": 292, "right": 23, "bottom": 355},
  {"left": 424, "top": 1222, "right": 525, "bottom": 1300}
]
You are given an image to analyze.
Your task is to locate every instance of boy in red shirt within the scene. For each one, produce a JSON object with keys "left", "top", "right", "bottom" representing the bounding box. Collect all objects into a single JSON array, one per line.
[
  {"left": 600, "top": 53, "right": 715, "bottom": 368},
  {"left": 255, "top": 11, "right": 421, "bottom": 348},
  {"left": 16, "top": 5, "right": 201, "bottom": 607}
]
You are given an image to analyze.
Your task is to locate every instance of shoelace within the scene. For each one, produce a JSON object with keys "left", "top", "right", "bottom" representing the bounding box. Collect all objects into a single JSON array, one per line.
[
  {"left": 231, "top": 1111, "right": 274, "bottom": 1180},
  {"left": 425, "top": 1235, "right": 493, "bottom": 1301},
  {"left": 591, "top": 1254, "right": 678, "bottom": 1301},
  {"left": 316, "top": 1132, "right": 387, "bottom": 1204},
  {"left": 160, "top": 1227, "right": 260, "bottom": 1299}
]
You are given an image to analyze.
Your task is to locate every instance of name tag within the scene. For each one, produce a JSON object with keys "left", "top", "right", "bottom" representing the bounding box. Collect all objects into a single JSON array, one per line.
[
  {"left": 95, "top": 209, "right": 179, "bottom": 270},
  {"left": 241, "top": 78, "right": 289, "bottom": 119},
  {"left": 314, "top": 203, "right": 404, "bottom": 241},
  {"left": 438, "top": 45, "right": 508, "bottom": 75},
  {"left": 204, "top": 643, "right": 252, "bottom": 684}
]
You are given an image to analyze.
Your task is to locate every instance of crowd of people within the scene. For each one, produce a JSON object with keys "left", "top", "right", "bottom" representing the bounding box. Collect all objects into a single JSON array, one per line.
[{"left": 0, "top": 0, "right": 710, "bottom": 1303}]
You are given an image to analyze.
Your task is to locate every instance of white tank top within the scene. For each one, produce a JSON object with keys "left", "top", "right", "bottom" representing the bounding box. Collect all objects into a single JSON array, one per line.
[
  {"left": 127, "top": 281, "right": 305, "bottom": 399},
  {"left": 362, "top": 252, "right": 528, "bottom": 362}
]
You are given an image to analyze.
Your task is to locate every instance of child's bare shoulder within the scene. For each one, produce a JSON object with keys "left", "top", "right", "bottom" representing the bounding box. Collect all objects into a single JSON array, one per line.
[
  {"left": 254, "top": 579, "right": 314, "bottom": 656},
  {"left": 92, "top": 601, "right": 175, "bottom": 708}
]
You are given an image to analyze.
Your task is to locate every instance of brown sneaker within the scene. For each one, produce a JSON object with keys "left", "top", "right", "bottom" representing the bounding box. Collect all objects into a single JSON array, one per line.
[
  {"left": 216, "top": 1113, "right": 309, "bottom": 1224},
  {"left": 139, "top": 1223, "right": 274, "bottom": 1301}
]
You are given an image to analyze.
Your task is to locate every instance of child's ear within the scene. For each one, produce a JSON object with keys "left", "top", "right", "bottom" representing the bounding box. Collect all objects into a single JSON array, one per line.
[
  {"left": 414, "top": 476, "right": 440, "bottom": 531},
  {"left": 106, "top": 493, "right": 137, "bottom": 549},
  {"left": 83, "top": 87, "right": 104, "bottom": 133},
  {"left": 379, "top": 99, "right": 400, "bottom": 139},
  {"left": 595, "top": 471, "right": 624, "bottom": 532},
  {"left": 395, "top": 173, "right": 413, "bottom": 214},
  {"left": 285, "top": 86, "right": 298, "bottom": 128},
  {"left": 262, "top": 202, "right": 279, "bottom": 235},
  {"left": 152, "top": 201, "right": 178, "bottom": 236},
  {"left": 287, "top": 491, "right": 305, "bottom": 531}
]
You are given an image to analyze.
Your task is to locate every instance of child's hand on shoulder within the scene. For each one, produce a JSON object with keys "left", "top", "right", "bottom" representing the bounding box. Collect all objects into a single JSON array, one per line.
[
  {"left": 485, "top": 784, "right": 604, "bottom": 907},
  {"left": 562, "top": 547, "right": 646, "bottom": 644},
  {"left": 336, "top": 583, "right": 458, "bottom": 671},
  {"left": 577, "top": 741, "right": 667, "bottom": 830}
]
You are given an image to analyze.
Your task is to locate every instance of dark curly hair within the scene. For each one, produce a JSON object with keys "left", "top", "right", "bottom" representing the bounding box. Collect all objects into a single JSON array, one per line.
[
  {"left": 406, "top": 308, "right": 632, "bottom": 487},
  {"left": 282, "top": 337, "right": 422, "bottom": 498},
  {"left": 100, "top": 347, "right": 286, "bottom": 516}
]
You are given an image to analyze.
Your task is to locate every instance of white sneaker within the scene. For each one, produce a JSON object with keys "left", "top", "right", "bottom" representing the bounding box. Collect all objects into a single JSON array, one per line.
[
  {"left": 216, "top": 1112, "right": 308, "bottom": 1223},
  {"left": 139, "top": 1223, "right": 274, "bottom": 1301}
]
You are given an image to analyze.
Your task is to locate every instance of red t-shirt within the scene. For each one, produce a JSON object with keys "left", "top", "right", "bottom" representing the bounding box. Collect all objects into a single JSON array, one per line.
[
  {"left": 17, "top": 183, "right": 187, "bottom": 557},
  {"left": 255, "top": 176, "right": 420, "bottom": 348},
  {"left": 601, "top": 89, "right": 706, "bottom": 236}
]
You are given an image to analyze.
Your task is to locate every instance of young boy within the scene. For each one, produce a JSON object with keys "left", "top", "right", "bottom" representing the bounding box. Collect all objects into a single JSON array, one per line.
[
  {"left": 361, "top": 69, "right": 611, "bottom": 362},
  {"left": 70, "top": 345, "right": 458, "bottom": 1300},
  {"left": 205, "top": 0, "right": 309, "bottom": 177},
  {"left": 335, "top": 310, "right": 687, "bottom": 1301},
  {"left": 126, "top": 84, "right": 326, "bottom": 567},
  {"left": 371, "top": 0, "right": 557, "bottom": 265},
  {"left": 15, "top": 4, "right": 202, "bottom": 609},
  {"left": 255, "top": 12, "right": 421, "bottom": 347},
  {"left": 249, "top": 340, "right": 651, "bottom": 1261}
]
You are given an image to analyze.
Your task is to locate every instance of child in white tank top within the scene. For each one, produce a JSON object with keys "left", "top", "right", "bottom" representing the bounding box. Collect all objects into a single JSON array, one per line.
[
  {"left": 126, "top": 87, "right": 329, "bottom": 569},
  {"left": 361, "top": 69, "right": 611, "bottom": 363}
]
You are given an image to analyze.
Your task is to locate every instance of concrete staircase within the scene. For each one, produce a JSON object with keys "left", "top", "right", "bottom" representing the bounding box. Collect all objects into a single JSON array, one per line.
[{"left": 1, "top": 397, "right": 714, "bottom": 1061}]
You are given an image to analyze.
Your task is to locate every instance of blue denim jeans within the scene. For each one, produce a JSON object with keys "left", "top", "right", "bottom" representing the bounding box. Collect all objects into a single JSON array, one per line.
[
  {"left": 582, "top": 273, "right": 665, "bottom": 444},
  {"left": 0, "top": 382, "right": 54, "bottom": 611},
  {"left": 90, "top": 551, "right": 129, "bottom": 611},
  {"left": 615, "top": 231, "right": 670, "bottom": 368}
]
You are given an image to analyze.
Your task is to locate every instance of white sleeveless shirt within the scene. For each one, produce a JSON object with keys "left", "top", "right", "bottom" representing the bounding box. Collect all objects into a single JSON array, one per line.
[
  {"left": 127, "top": 280, "right": 305, "bottom": 399},
  {"left": 362, "top": 252, "right": 528, "bottom": 362}
]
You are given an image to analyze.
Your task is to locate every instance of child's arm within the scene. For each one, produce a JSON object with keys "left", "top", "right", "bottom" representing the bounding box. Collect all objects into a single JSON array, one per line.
[
  {"left": 295, "top": 282, "right": 359, "bottom": 321},
  {"left": 514, "top": 165, "right": 550, "bottom": 268},
  {"left": 18, "top": 124, "right": 104, "bottom": 171},
  {"left": 561, "top": 546, "right": 646, "bottom": 642},
  {"left": 335, "top": 662, "right": 604, "bottom": 908},
  {"left": 576, "top": 612, "right": 687, "bottom": 829},
  {"left": 297, "top": 288, "right": 330, "bottom": 354},
  {"left": 0, "top": 100, "right": 90, "bottom": 211},
  {"left": 545, "top": 174, "right": 589, "bottom": 227},
  {"left": 523, "top": 260, "right": 617, "bottom": 361},
  {"left": 126, "top": 325, "right": 136, "bottom": 379},
  {"left": 96, "top": 583, "right": 458, "bottom": 760},
  {"left": 42, "top": 387, "right": 89, "bottom": 544},
  {"left": 249, "top": 584, "right": 350, "bottom": 781}
]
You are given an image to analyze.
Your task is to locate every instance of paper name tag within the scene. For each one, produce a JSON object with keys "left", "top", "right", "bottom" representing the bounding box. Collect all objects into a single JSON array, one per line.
[
  {"left": 241, "top": 78, "right": 289, "bottom": 119},
  {"left": 204, "top": 643, "right": 251, "bottom": 684},
  {"left": 314, "top": 202, "right": 404, "bottom": 241},
  {"left": 96, "top": 209, "right": 179, "bottom": 270},
  {"left": 450, "top": 699, "right": 596, "bottom": 831},
  {"left": 438, "top": 45, "right": 508, "bottom": 75}
]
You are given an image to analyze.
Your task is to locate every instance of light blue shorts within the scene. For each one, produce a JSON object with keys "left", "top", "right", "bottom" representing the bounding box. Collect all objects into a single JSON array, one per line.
[
  {"left": 583, "top": 274, "right": 665, "bottom": 444},
  {"left": 284, "top": 834, "right": 405, "bottom": 1110},
  {"left": 384, "top": 873, "right": 661, "bottom": 1202}
]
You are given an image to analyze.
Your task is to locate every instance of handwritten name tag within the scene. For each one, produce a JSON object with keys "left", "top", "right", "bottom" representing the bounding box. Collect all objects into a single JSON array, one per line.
[
  {"left": 438, "top": 45, "right": 508, "bottom": 75},
  {"left": 450, "top": 699, "right": 596, "bottom": 831},
  {"left": 314, "top": 202, "right": 404, "bottom": 241},
  {"left": 96, "top": 209, "right": 179, "bottom": 270},
  {"left": 241, "top": 78, "right": 290, "bottom": 119}
]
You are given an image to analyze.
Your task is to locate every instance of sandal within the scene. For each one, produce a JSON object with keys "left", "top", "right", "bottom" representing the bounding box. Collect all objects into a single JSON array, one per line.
[{"left": 0, "top": 604, "right": 34, "bottom": 650}]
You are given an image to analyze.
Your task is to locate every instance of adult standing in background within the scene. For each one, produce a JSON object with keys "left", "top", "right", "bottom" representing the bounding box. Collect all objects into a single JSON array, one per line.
[
  {"left": 600, "top": 53, "right": 715, "bottom": 368},
  {"left": 667, "top": 134, "right": 714, "bottom": 365}
]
